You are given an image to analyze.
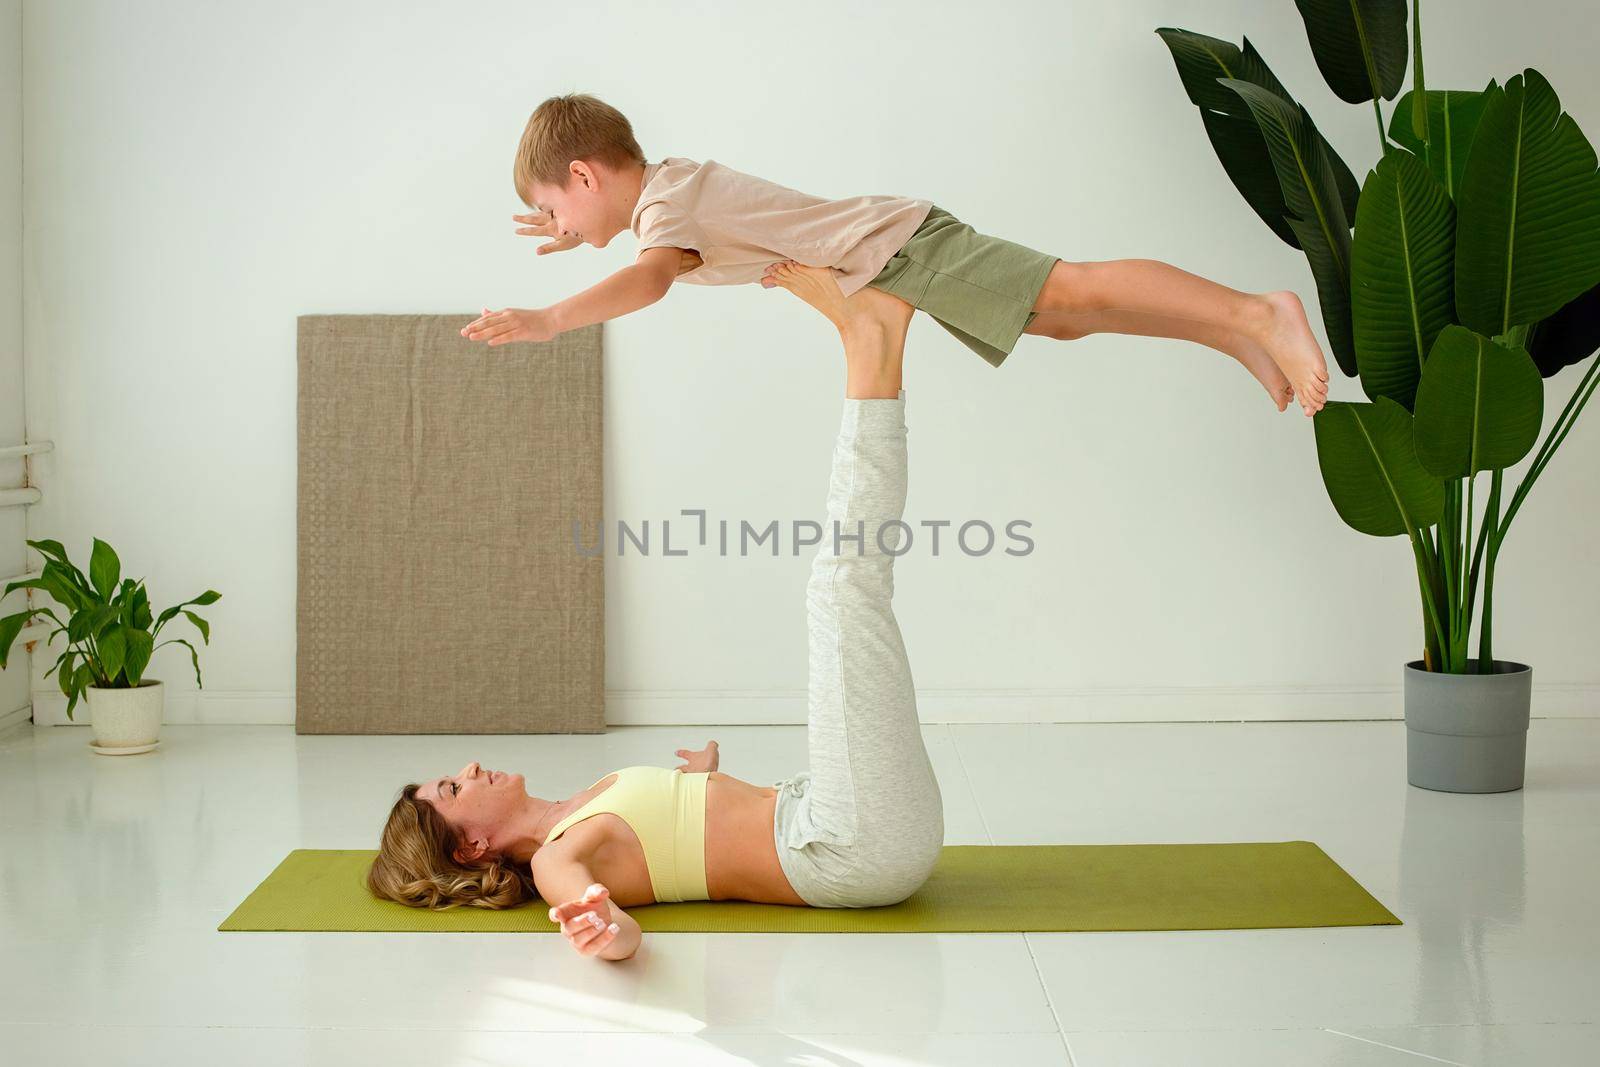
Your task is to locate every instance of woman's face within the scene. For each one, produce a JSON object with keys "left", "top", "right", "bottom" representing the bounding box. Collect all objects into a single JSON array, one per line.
[{"left": 417, "top": 761, "right": 526, "bottom": 849}]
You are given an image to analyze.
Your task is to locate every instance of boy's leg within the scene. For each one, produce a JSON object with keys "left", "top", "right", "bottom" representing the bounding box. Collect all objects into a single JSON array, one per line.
[
  {"left": 1033, "top": 258, "right": 1330, "bottom": 417},
  {"left": 1025, "top": 307, "right": 1296, "bottom": 412}
]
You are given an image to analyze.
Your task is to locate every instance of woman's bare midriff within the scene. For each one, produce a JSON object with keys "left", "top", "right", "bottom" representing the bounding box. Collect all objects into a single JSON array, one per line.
[{"left": 541, "top": 771, "right": 809, "bottom": 908}]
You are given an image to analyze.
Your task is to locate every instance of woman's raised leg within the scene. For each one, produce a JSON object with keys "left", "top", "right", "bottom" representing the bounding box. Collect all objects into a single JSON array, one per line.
[{"left": 768, "top": 261, "right": 945, "bottom": 907}]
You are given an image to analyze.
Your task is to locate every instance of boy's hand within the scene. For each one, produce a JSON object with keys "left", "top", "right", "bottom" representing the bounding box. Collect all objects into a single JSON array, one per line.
[
  {"left": 513, "top": 211, "right": 582, "bottom": 256},
  {"left": 460, "top": 306, "right": 557, "bottom": 346},
  {"left": 674, "top": 740, "right": 719, "bottom": 774},
  {"left": 548, "top": 883, "right": 619, "bottom": 957}
]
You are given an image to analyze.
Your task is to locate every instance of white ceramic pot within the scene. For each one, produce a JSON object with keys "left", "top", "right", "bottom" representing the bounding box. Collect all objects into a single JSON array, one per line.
[{"left": 86, "top": 679, "right": 165, "bottom": 750}]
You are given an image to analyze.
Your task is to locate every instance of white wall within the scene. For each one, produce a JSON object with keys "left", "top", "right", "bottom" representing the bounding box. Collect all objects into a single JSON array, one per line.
[
  {"left": 0, "top": 0, "right": 27, "bottom": 730},
  {"left": 13, "top": 0, "right": 1600, "bottom": 727}
]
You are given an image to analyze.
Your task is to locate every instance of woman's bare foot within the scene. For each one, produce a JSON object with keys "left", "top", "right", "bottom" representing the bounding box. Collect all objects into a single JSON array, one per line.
[
  {"left": 1253, "top": 290, "right": 1330, "bottom": 417},
  {"left": 763, "top": 260, "right": 911, "bottom": 398},
  {"left": 761, "top": 260, "right": 914, "bottom": 340}
]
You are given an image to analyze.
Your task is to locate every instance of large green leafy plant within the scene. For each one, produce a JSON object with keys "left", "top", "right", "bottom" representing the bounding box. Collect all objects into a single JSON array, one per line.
[
  {"left": 0, "top": 538, "right": 220, "bottom": 720},
  {"left": 1158, "top": 0, "right": 1600, "bottom": 673}
]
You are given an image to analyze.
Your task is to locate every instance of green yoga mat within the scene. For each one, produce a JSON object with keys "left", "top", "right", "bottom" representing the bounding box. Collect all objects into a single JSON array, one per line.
[{"left": 219, "top": 841, "right": 1399, "bottom": 933}]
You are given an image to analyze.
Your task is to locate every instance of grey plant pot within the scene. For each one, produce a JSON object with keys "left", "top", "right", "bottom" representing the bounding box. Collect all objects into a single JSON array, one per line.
[{"left": 1402, "top": 659, "right": 1531, "bottom": 793}]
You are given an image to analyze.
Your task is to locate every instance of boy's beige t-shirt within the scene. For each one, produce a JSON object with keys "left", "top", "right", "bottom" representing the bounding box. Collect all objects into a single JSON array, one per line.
[{"left": 631, "top": 157, "right": 933, "bottom": 297}]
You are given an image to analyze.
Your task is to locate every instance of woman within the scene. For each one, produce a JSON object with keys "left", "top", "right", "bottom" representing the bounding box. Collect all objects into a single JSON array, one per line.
[{"left": 368, "top": 262, "right": 944, "bottom": 958}]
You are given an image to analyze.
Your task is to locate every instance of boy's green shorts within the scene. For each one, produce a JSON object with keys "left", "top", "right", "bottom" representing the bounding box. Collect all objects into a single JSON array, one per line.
[{"left": 864, "top": 204, "right": 1060, "bottom": 369}]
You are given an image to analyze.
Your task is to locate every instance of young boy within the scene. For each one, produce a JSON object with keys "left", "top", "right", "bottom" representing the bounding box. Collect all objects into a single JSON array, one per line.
[{"left": 462, "top": 93, "right": 1330, "bottom": 416}]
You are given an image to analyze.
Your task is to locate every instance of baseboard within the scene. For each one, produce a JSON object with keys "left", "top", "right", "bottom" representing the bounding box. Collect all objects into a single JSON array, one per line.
[
  {"left": 0, "top": 702, "right": 33, "bottom": 735},
  {"left": 25, "top": 682, "right": 1600, "bottom": 726},
  {"left": 607, "top": 684, "right": 1600, "bottom": 722}
]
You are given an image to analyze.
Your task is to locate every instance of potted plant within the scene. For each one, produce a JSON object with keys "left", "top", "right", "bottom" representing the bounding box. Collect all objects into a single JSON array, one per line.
[
  {"left": 1157, "top": 1, "right": 1600, "bottom": 792},
  {"left": 0, "top": 538, "right": 220, "bottom": 754}
]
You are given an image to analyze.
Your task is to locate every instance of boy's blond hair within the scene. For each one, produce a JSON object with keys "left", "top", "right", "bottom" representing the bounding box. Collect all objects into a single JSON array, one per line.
[{"left": 513, "top": 93, "right": 647, "bottom": 207}]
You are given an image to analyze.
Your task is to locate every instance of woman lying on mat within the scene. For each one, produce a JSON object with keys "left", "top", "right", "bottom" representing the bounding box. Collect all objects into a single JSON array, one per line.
[{"left": 368, "top": 263, "right": 944, "bottom": 960}]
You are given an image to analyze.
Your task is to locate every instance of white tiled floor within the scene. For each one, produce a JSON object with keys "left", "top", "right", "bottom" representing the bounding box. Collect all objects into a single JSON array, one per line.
[{"left": 1, "top": 718, "right": 1595, "bottom": 1066}]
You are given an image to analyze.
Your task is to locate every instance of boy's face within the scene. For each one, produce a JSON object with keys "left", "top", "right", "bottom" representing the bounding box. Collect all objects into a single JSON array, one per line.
[{"left": 529, "top": 161, "right": 620, "bottom": 249}]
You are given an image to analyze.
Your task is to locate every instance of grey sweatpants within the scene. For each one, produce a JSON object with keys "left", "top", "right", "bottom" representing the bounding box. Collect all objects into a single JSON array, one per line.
[{"left": 771, "top": 389, "right": 946, "bottom": 907}]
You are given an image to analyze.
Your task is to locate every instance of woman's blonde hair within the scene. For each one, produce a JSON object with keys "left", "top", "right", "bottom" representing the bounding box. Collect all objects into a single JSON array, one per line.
[
  {"left": 513, "top": 92, "right": 647, "bottom": 208},
  {"left": 366, "top": 783, "right": 538, "bottom": 910}
]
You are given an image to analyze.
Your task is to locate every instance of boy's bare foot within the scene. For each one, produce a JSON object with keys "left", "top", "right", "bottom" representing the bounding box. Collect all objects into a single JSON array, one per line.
[
  {"left": 1233, "top": 337, "right": 1296, "bottom": 412},
  {"left": 1254, "top": 290, "right": 1330, "bottom": 417}
]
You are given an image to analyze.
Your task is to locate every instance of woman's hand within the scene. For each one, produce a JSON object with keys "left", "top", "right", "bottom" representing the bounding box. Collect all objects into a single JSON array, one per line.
[
  {"left": 460, "top": 306, "right": 557, "bottom": 346},
  {"left": 548, "top": 883, "right": 619, "bottom": 957},
  {"left": 674, "top": 740, "right": 719, "bottom": 774},
  {"left": 513, "top": 210, "right": 583, "bottom": 256}
]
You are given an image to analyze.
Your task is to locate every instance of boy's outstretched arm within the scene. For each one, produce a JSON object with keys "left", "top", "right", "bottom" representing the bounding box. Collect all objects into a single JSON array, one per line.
[
  {"left": 461, "top": 247, "right": 688, "bottom": 345},
  {"left": 549, "top": 248, "right": 683, "bottom": 333}
]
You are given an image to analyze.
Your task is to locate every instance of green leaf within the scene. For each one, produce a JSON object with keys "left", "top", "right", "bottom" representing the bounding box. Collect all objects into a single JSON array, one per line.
[
  {"left": 38, "top": 562, "right": 86, "bottom": 613},
  {"left": 1155, "top": 29, "right": 1361, "bottom": 247},
  {"left": 97, "top": 626, "right": 128, "bottom": 684},
  {"left": 1352, "top": 148, "right": 1456, "bottom": 409},
  {"left": 24, "top": 539, "right": 71, "bottom": 565},
  {"left": 1413, "top": 325, "right": 1543, "bottom": 477},
  {"left": 0, "top": 610, "right": 34, "bottom": 670},
  {"left": 68, "top": 603, "right": 119, "bottom": 644},
  {"left": 1294, "top": 0, "right": 1410, "bottom": 104},
  {"left": 130, "top": 584, "right": 152, "bottom": 630},
  {"left": 1409, "top": 0, "right": 1426, "bottom": 142},
  {"left": 1525, "top": 282, "right": 1600, "bottom": 378},
  {"left": 92, "top": 603, "right": 122, "bottom": 639},
  {"left": 1219, "top": 77, "right": 1358, "bottom": 375},
  {"left": 119, "top": 579, "right": 136, "bottom": 626},
  {"left": 4, "top": 611, "right": 64, "bottom": 673},
  {"left": 1388, "top": 82, "right": 1496, "bottom": 197},
  {"left": 43, "top": 647, "right": 71, "bottom": 681},
  {"left": 61, "top": 557, "right": 96, "bottom": 600},
  {"left": 60, "top": 650, "right": 78, "bottom": 697},
  {"left": 66, "top": 662, "right": 95, "bottom": 721},
  {"left": 32, "top": 606, "right": 65, "bottom": 632},
  {"left": 1199, "top": 110, "right": 1302, "bottom": 249},
  {"left": 89, "top": 539, "right": 122, "bottom": 600},
  {"left": 1313, "top": 397, "right": 1445, "bottom": 535},
  {"left": 165, "top": 637, "right": 204, "bottom": 687},
  {"left": 154, "top": 590, "right": 221, "bottom": 637},
  {"left": 183, "top": 611, "right": 211, "bottom": 644},
  {"left": 123, "top": 628, "right": 154, "bottom": 684},
  {"left": 1455, "top": 68, "right": 1600, "bottom": 336},
  {"left": 3, "top": 576, "right": 51, "bottom": 599}
]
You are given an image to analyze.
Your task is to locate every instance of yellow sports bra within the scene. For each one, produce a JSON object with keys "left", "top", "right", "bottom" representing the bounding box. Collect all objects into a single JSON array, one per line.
[{"left": 542, "top": 765, "right": 710, "bottom": 902}]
